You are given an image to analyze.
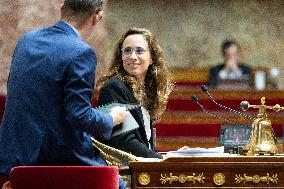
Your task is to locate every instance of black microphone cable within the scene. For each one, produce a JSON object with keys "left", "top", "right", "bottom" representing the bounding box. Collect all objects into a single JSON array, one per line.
[
  {"left": 191, "top": 95, "right": 251, "bottom": 128},
  {"left": 200, "top": 85, "right": 255, "bottom": 120}
]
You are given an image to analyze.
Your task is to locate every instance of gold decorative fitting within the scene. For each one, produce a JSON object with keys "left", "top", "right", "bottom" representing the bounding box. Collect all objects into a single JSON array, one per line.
[
  {"left": 91, "top": 137, "right": 138, "bottom": 167},
  {"left": 235, "top": 173, "right": 278, "bottom": 184},
  {"left": 213, "top": 173, "right": 225, "bottom": 186},
  {"left": 160, "top": 173, "right": 205, "bottom": 185},
  {"left": 240, "top": 97, "right": 283, "bottom": 155},
  {"left": 138, "top": 173, "right": 151, "bottom": 186}
]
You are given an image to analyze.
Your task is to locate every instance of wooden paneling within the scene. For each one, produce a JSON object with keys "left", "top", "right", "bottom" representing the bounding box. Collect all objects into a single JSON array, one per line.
[{"left": 130, "top": 156, "right": 284, "bottom": 188}]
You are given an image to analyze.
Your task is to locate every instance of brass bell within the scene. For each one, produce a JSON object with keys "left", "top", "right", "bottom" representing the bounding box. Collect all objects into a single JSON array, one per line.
[{"left": 240, "top": 97, "right": 282, "bottom": 155}]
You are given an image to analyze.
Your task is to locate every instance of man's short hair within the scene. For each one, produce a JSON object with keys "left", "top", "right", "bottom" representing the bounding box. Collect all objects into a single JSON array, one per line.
[
  {"left": 221, "top": 39, "right": 240, "bottom": 56},
  {"left": 62, "top": 0, "right": 104, "bottom": 25}
]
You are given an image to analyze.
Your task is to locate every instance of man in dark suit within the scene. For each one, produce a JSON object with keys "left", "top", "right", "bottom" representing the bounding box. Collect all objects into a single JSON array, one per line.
[
  {"left": 0, "top": 0, "right": 127, "bottom": 188},
  {"left": 209, "top": 40, "right": 252, "bottom": 88}
]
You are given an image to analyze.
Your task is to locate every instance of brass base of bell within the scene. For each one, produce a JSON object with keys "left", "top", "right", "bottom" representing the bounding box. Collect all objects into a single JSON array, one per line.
[
  {"left": 240, "top": 97, "right": 282, "bottom": 155},
  {"left": 243, "top": 118, "right": 278, "bottom": 155}
]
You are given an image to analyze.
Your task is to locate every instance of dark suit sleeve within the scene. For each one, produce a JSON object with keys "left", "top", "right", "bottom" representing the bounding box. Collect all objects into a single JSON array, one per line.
[
  {"left": 64, "top": 48, "right": 113, "bottom": 140},
  {"left": 209, "top": 66, "right": 219, "bottom": 88},
  {"left": 239, "top": 64, "right": 253, "bottom": 87},
  {"left": 240, "top": 64, "right": 251, "bottom": 75},
  {"left": 98, "top": 79, "right": 162, "bottom": 158}
]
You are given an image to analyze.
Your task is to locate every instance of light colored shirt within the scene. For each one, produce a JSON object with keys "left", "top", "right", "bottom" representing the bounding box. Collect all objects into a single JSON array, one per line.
[
  {"left": 141, "top": 106, "right": 151, "bottom": 149},
  {"left": 219, "top": 69, "right": 242, "bottom": 80}
]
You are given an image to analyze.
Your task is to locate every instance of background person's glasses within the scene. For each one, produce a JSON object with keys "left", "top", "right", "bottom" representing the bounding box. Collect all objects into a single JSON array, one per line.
[{"left": 121, "top": 47, "right": 148, "bottom": 56}]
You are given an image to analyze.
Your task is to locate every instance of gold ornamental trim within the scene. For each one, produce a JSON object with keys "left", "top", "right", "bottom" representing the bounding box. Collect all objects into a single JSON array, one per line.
[
  {"left": 160, "top": 173, "right": 205, "bottom": 185},
  {"left": 235, "top": 173, "right": 278, "bottom": 184},
  {"left": 138, "top": 173, "right": 151, "bottom": 186},
  {"left": 213, "top": 173, "right": 225, "bottom": 186}
]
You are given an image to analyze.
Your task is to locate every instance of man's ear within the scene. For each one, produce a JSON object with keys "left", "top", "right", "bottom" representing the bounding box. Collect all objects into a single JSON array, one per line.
[
  {"left": 60, "top": 3, "right": 64, "bottom": 17},
  {"left": 92, "top": 10, "right": 103, "bottom": 26}
]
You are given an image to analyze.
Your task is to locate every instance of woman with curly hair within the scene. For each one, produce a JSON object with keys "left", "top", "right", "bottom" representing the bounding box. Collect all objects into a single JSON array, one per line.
[{"left": 97, "top": 27, "right": 173, "bottom": 158}]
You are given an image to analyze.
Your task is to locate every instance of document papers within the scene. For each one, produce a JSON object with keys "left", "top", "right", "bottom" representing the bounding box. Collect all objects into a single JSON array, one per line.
[
  {"left": 136, "top": 157, "right": 163, "bottom": 162},
  {"left": 166, "top": 146, "right": 226, "bottom": 157}
]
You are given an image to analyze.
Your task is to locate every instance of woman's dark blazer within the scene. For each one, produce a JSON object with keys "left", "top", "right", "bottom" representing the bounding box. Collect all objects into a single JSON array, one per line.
[{"left": 98, "top": 76, "right": 162, "bottom": 158}]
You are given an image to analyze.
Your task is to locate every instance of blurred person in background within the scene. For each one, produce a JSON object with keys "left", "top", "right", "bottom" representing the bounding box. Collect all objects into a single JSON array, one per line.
[{"left": 209, "top": 39, "right": 252, "bottom": 88}]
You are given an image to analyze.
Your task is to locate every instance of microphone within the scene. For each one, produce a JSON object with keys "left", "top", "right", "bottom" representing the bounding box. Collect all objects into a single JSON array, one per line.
[
  {"left": 191, "top": 95, "right": 250, "bottom": 128},
  {"left": 200, "top": 85, "right": 254, "bottom": 120}
]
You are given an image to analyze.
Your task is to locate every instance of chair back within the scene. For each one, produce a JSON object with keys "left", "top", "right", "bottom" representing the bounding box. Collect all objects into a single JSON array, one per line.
[
  {"left": 9, "top": 166, "right": 118, "bottom": 189},
  {"left": 0, "top": 174, "right": 7, "bottom": 188}
]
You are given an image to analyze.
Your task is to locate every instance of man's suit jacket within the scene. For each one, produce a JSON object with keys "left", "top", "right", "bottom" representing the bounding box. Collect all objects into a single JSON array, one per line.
[
  {"left": 209, "top": 63, "right": 252, "bottom": 88},
  {"left": 98, "top": 76, "right": 162, "bottom": 159},
  {"left": 0, "top": 21, "right": 113, "bottom": 177}
]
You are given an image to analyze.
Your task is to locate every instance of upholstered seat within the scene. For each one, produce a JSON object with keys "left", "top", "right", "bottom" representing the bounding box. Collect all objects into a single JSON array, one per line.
[
  {"left": 0, "top": 174, "right": 7, "bottom": 189},
  {"left": 2, "top": 166, "right": 119, "bottom": 189}
]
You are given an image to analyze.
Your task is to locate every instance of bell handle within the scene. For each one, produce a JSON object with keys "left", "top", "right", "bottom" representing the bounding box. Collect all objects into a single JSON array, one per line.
[
  {"left": 240, "top": 101, "right": 259, "bottom": 111},
  {"left": 272, "top": 104, "right": 284, "bottom": 112}
]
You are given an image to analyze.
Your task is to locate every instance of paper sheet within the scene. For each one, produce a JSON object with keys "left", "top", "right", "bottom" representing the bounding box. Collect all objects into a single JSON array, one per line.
[{"left": 166, "top": 146, "right": 226, "bottom": 157}]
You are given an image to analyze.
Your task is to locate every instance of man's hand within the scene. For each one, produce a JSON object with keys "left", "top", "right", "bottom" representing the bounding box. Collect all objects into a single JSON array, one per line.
[{"left": 109, "top": 106, "right": 128, "bottom": 126}]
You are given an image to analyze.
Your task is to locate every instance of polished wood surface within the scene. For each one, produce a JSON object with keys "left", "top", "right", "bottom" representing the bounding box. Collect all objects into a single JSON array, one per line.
[
  {"left": 170, "top": 67, "right": 269, "bottom": 87},
  {"left": 160, "top": 111, "right": 284, "bottom": 125},
  {"left": 130, "top": 156, "right": 284, "bottom": 188},
  {"left": 170, "top": 88, "right": 284, "bottom": 100}
]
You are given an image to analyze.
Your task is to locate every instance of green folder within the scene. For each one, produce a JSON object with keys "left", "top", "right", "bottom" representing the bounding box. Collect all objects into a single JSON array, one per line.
[{"left": 96, "top": 102, "right": 141, "bottom": 137}]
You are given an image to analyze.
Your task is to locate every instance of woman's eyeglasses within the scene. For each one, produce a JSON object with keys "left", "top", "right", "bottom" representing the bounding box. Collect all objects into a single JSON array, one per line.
[{"left": 121, "top": 47, "right": 148, "bottom": 56}]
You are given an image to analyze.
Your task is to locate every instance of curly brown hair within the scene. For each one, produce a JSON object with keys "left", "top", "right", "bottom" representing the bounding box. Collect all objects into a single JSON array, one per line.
[{"left": 97, "top": 27, "right": 174, "bottom": 123}]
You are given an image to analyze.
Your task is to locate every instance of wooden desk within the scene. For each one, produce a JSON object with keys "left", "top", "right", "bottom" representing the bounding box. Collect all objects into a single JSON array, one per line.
[{"left": 130, "top": 156, "right": 284, "bottom": 188}]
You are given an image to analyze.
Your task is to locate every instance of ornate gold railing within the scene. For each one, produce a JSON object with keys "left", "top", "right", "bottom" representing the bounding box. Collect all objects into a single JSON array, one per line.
[{"left": 91, "top": 137, "right": 138, "bottom": 167}]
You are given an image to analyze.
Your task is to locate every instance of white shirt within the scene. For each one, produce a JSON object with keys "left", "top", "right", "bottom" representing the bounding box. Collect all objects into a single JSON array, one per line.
[
  {"left": 141, "top": 106, "right": 151, "bottom": 149},
  {"left": 219, "top": 69, "right": 242, "bottom": 80}
]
